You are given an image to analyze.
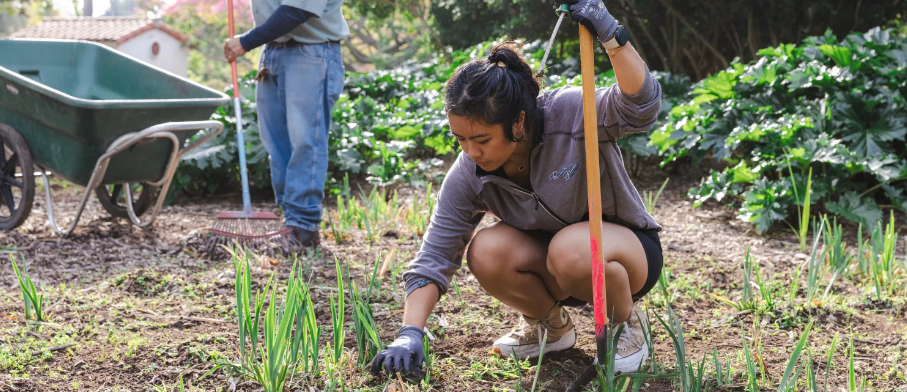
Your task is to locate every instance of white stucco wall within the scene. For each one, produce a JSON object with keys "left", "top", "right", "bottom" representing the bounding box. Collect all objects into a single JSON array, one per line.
[{"left": 117, "top": 29, "right": 189, "bottom": 77}]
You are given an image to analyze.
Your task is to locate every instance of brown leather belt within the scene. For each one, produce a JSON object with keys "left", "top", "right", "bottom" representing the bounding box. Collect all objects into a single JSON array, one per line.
[
  {"left": 258, "top": 40, "right": 341, "bottom": 82},
  {"left": 267, "top": 40, "right": 302, "bottom": 49},
  {"left": 268, "top": 40, "right": 341, "bottom": 49}
]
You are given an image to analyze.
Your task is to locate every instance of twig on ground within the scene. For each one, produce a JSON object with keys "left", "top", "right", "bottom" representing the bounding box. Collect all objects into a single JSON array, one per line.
[
  {"left": 30, "top": 343, "right": 76, "bottom": 356},
  {"left": 22, "top": 320, "right": 63, "bottom": 329},
  {"left": 132, "top": 311, "right": 227, "bottom": 323},
  {"left": 26, "top": 330, "right": 49, "bottom": 339},
  {"left": 378, "top": 242, "right": 398, "bottom": 279}
]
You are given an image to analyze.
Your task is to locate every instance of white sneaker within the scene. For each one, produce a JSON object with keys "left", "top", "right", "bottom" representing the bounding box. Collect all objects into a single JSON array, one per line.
[
  {"left": 492, "top": 305, "right": 576, "bottom": 360},
  {"left": 610, "top": 305, "right": 650, "bottom": 373}
]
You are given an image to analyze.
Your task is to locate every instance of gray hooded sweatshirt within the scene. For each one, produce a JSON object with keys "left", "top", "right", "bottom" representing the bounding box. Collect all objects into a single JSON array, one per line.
[{"left": 402, "top": 71, "right": 663, "bottom": 297}]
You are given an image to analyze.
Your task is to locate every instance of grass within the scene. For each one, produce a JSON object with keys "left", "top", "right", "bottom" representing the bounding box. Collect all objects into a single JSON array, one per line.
[
  {"left": 643, "top": 178, "right": 670, "bottom": 214},
  {"left": 802, "top": 216, "right": 830, "bottom": 304},
  {"left": 825, "top": 333, "right": 840, "bottom": 391},
  {"left": 9, "top": 181, "right": 907, "bottom": 390},
  {"left": 712, "top": 348, "right": 733, "bottom": 386},
  {"left": 742, "top": 326, "right": 760, "bottom": 392},
  {"left": 776, "top": 320, "right": 813, "bottom": 392},
  {"left": 10, "top": 255, "right": 46, "bottom": 322},
  {"left": 328, "top": 184, "right": 434, "bottom": 244},
  {"left": 405, "top": 183, "right": 435, "bottom": 237},
  {"left": 208, "top": 248, "right": 323, "bottom": 391},
  {"left": 350, "top": 280, "right": 383, "bottom": 366},
  {"left": 651, "top": 306, "right": 688, "bottom": 391},
  {"left": 868, "top": 211, "right": 901, "bottom": 300},
  {"left": 823, "top": 216, "right": 852, "bottom": 272},
  {"left": 710, "top": 246, "right": 775, "bottom": 313},
  {"left": 595, "top": 315, "right": 678, "bottom": 392},
  {"left": 785, "top": 155, "right": 813, "bottom": 252},
  {"left": 528, "top": 329, "right": 547, "bottom": 392},
  {"left": 330, "top": 257, "right": 346, "bottom": 363}
]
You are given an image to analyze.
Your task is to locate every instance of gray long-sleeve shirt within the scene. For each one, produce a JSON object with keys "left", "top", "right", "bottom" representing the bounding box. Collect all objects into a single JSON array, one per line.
[{"left": 402, "top": 71, "right": 664, "bottom": 297}]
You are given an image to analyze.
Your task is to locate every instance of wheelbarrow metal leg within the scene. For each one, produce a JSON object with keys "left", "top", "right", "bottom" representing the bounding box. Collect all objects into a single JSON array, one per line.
[{"left": 42, "top": 121, "right": 223, "bottom": 236}]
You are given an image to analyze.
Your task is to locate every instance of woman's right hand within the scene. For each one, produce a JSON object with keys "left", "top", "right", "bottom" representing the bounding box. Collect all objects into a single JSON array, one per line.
[
  {"left": 566, "top": 0, "right": 619, "bottom": 43},
  {"left": 370, "top": 326, "right": 426, "bottom": 380}
]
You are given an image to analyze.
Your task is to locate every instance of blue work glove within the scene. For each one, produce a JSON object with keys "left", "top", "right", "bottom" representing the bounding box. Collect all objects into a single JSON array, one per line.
[
  {"left": 566, "top": 0, "right": 620, "bottom": 43},
  {"left": 370, "top": 326, "right": 425, "bottom": 380}
]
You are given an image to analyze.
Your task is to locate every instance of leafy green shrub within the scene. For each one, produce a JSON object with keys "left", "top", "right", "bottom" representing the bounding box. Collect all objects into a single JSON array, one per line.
[
  {"left": 174, "top": 39, "right": 690, "bottom": 198},
  {"left": 652, "top": 27, "right": 907, "bottom": 232},
  {"left": 171, "top": 74, "right": 271, "bottom": 198}
]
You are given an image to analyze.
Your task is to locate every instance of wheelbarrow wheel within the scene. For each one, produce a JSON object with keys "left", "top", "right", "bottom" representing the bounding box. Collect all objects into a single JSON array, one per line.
[
  {"left": 95, "top": 183, "right": 157, "bottom": 219},
  {"left": 0, "top": 124, "right": 35, "bottom": 231}
]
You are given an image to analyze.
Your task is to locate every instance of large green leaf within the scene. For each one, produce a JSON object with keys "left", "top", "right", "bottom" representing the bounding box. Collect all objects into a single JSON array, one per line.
[
  {"left": 825, "top": 191, "right": 883, "bottom": 227},
  {"left": 882, "top": 184, "right": 907, "bottom": 213},
  {"left": 693, "top": 67, "right": 740, "bottom": 100},
  {"left": 731, "top": 161, "right": 758, "bottom": 184},
  {"left": 818, "top": 45, "right": 853, "bottom": 68},
  {"left": 739, "top": 178, "right": 791, "bottom": 233}
]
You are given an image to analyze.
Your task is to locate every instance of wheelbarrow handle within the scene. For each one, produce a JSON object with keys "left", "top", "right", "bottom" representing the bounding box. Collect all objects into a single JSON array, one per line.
[{"left": 41, "top": 121, "right": 224, "bottom": 236}]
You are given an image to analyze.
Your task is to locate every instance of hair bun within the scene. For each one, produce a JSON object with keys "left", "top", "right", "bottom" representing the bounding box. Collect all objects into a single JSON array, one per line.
[{"left": 487, "top": 51, "right": 505, "bottom": 67}]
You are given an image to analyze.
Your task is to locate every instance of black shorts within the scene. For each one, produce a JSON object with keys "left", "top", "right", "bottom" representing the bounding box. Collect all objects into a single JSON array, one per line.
[{"left": 559, "top": 227, "right": 663, "bottom": 307}]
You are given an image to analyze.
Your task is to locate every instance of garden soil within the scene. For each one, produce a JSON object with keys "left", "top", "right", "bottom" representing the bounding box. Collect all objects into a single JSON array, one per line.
[{"left": 1, "top": 167, "right": 906, "bottom": 391}]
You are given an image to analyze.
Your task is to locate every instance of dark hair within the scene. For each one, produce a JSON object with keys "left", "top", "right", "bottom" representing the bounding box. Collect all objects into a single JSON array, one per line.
[{"left": 444, "top": 41, "right": 544, "bottom": 144}]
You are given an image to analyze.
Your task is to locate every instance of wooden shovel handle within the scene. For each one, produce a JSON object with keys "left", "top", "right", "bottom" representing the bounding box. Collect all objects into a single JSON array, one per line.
[{"left": 579, "top": 25, "right": 608, "bottom": 335}]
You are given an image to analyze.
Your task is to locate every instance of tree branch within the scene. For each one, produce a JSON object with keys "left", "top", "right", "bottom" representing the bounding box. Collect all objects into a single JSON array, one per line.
[
  {"left": 619, "top": 0, "right": 671, "bottom": 72},
  {"left": 344, "top": 37, "right": 375, "bottom": 64},
  {"left": 747, "top": 5, "right": 758, "bottom": 59},
  {"left": 658, "top": 0, "right": 727, "bottom": 65}
]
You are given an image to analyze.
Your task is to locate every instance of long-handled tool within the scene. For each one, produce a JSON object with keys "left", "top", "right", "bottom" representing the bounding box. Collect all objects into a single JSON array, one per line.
[
  {"left": 207, "top": 0, "right": 293, "bottom": 253},
  {"left": 536, "top": 6, "right": 611, "bottom": 389},
  {"left": 566, "top": 10, "right": 610, "bottom": 392}
]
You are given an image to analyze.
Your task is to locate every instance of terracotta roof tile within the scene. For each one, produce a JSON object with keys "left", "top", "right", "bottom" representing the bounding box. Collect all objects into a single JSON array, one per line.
[{"left": 8, "top": 17, "right": 188, "bottom": 44}]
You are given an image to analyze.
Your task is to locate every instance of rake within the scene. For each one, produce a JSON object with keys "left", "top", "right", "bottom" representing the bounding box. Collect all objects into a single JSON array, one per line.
[{"left": 207, "top": 0, "right": 293, "bottom": 254}]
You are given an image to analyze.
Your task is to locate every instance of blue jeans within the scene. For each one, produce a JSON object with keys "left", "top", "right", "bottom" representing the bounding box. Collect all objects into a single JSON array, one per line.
[{"left": 256, "top": 42, "right": 344, "bottom": 232}]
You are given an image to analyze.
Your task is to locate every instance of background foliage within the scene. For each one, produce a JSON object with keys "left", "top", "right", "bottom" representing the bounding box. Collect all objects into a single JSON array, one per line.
[
  {"left": 174, "top": 38, "right": 691, "bottom": 200},
  {"left": 161, "top": 0, "right": 262, "bottom": 90},
  {"left": 430, "top": 0, "right": 907, "bottom": 79},
  {"left": 4, "top": 0, "right": 906, "bottom": 232},
  {"left": 652, "top": 27, "right": 907, "bottom": 232}
]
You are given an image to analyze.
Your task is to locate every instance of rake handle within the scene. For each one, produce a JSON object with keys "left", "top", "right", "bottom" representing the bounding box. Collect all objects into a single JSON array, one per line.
[
  {"left": 579, "top": 23, "right": 609, "bottom": 362},
  {"left": 227, "top": 0, "right": 239, "bottom": 97},
  {"left": 226, "top": 0, "right": 253, "bottom": 214}
]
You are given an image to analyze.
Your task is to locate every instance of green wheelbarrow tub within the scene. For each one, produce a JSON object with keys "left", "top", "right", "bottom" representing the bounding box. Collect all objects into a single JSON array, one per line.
[{"left": 0, "top": 39, "right": 230, "bottom": 186}]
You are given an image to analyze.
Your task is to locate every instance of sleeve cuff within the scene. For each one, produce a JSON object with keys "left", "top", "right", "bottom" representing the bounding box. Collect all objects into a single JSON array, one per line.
[
  {"left": 404, "top": 277, "right": 445, "bottom": 298},
  {"left": 238, "top": 35, "right": 251, "bottom": 52}
]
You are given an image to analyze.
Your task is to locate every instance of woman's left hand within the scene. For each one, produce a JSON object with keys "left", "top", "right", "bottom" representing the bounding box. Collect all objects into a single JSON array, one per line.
[{"left": 566, "top": 0, "right": 619, "bottom": 43}]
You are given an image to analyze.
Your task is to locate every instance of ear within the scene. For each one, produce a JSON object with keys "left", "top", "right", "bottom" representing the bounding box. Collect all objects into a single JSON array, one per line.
[{"left": 513, "top": 111, "right": 527, "bottom": 137}]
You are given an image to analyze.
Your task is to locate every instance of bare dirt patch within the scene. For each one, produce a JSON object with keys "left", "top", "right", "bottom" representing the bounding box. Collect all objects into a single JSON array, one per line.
[{"left": 1, "top": 168, "right": 905, "bottom": 391}]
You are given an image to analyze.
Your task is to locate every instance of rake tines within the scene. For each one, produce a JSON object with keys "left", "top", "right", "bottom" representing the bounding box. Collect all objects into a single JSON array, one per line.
[{"left": 206, "top": 217, "right": 295, "bottom": 257}]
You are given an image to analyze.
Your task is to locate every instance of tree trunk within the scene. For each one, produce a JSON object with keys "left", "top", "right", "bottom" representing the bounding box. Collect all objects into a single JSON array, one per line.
[{"left": 84, "top": 0, "right": 93, "bottom": 17}]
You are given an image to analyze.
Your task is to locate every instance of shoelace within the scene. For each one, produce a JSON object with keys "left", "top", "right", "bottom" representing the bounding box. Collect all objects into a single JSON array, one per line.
[
  {"left": 510, "top": 314, "right": 557, "bottom": 343},
  {"left": 509, "top": 317, "right": 537, "bottom": 340},
  {"left": 617, "top": 323, "right": 643, "bottom": 353}
]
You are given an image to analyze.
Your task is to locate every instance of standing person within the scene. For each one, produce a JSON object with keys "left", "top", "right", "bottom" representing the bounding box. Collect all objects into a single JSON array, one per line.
[
  {"left": 371, "top": 0, "right": 663, "bottom": 380},
  {"left": 223, "top": 0, "right": 348, "bottom": 247}
]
